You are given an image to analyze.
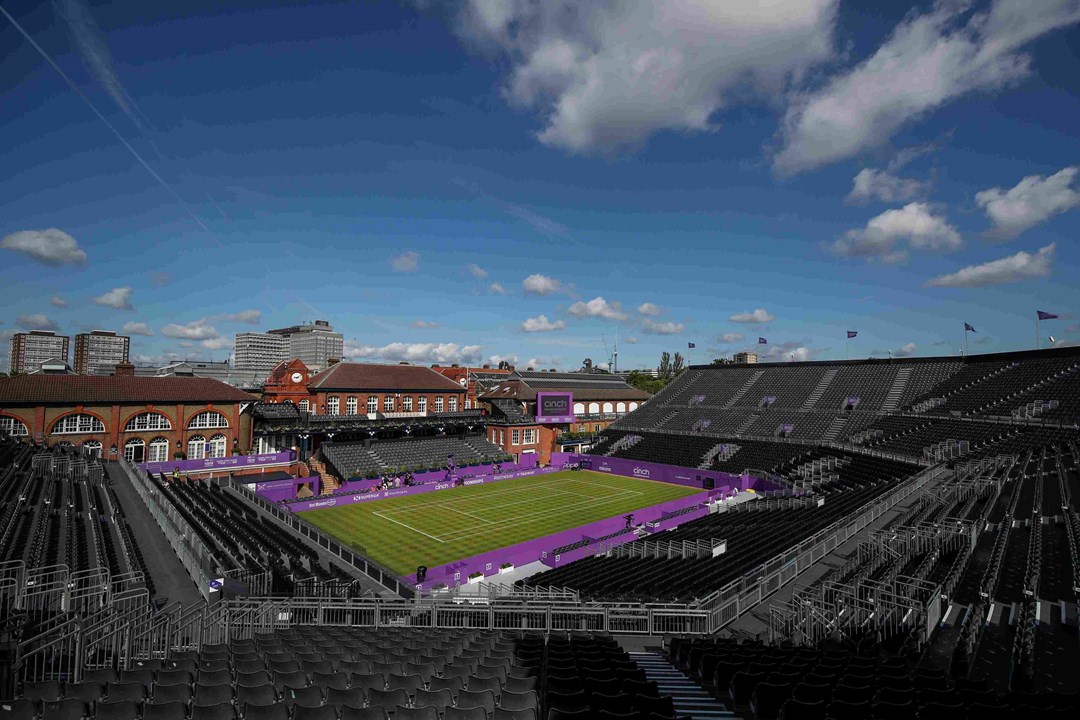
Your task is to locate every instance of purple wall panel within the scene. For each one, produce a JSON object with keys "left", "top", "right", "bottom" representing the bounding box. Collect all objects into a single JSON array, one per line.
[
  {"left": 253, "top": 476, "right": 320, "bottom": 502},
  {"left": 143, "top": 450, "right": 295, "bottom": 475}
]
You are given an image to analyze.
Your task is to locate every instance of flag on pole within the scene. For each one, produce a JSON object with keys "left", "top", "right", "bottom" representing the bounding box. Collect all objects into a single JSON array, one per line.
[
  {"left": 687, "top": 342, "right": 696, "bottom": 349},
  {"left": 964, "top": 323, "right": 976, "bottom": 332},
  {"left": 758, "top": 337, "right": 767, "bottom": 344},
  {"left": 1037, "top": 310, "right": 1059, "bottom": 320},
  {"left": 846, "top": 331, "right": 857, "bottom": 339}
]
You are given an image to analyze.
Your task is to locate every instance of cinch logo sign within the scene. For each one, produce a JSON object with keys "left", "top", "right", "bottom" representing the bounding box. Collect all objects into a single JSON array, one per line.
[
  {"left": 633, "top": 467, "right": 651, "bottom": 478},
  {"left": 598, "top": 464, "right": 612, "bottom": 472}
]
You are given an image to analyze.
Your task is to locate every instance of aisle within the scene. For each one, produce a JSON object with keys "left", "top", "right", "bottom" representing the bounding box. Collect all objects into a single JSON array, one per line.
[{"left": 629, "top": 651, "right": 738, "bottom": 720}]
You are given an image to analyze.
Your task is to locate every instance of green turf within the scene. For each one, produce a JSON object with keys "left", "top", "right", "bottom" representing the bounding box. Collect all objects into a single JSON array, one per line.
[{"left": 298, "top": 470, "right": 701, "bottom": 575}]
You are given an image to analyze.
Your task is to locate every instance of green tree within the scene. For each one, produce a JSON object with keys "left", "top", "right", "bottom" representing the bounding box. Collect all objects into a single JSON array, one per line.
[
  {"left": 658, "top": 352, "right": 672, "bottom": 381},
  {"left": 672, "top": 352, "right": 685, "bottom": 376}
]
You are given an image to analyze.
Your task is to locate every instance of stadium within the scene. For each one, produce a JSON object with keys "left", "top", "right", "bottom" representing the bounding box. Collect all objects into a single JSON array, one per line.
[{"left": 3, "top": 1, "right": 1080, "bottom": 719}]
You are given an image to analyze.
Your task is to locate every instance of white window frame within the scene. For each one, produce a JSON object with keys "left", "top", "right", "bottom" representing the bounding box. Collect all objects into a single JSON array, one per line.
[
  {"left": 327, "top": 397, "right": 340, "bottom": 415},
  {"left": 187, "top": 411, "right": 228, "bottom": 430},
  {"left": 435, "top": 396, "right": 444, "bottom": 413},
  {"left": 148, "top": 437, "right": 170, "bottom": 464},
  {"left": 209, "top": 434, "right": 228, "bottom": 458},
  {"left": 588, "top": 402, "right": 600, "bottom": 415},
  {"left": 512, "top": 429, "right": 521, "bottom": 445},
  {"left": 449, "top": 397, "right": 458, "bottom": 412},
  {"left": 616, "top": 402, "right": 626, "bottom": 413},
  {"left": 367, "top": 396, "right": 378, "bottom": 414},
  {"left": 124, "top": 412, "right": 172, "bottom": 432},
  {"left": 629, "top": 402, "right": 639, "bottom": 411},
  {"left": 603, "top": 402, "right": 614, "bottom": 414},
  {"left": 52, "top": 414, "right": 106, "bottom": 435},
  {"left": 384, "top": 396, "right": 395, "bottom": 412},
  {"left": 418, "top": 396, "right": 428, "bottom": 413},
  {"left": 299, "top": 399, "right": 310, "bottom": 412},
  {"left": 123, "top": 438, "right": 145, "bottom": 462},
  {"left": 188, "top": 435, "right": 207, "bottom": 460},
  {"left": 523, "top": 428, "right": 537, "bottom": 445},
  {"left": 346, "top": 396, "right": 357, "bottom": 415},
  {"left": 403, "top": 396, "right": 413, "bottom": 412},
  {"left": 83, "top": 440, "right": 103, "bottom": 459},
  {"left": 573, "top": 403, "right": 585, "bottom": 415},
  {"left": 0, "top": 416, "right": 29, "bottom": 437}
]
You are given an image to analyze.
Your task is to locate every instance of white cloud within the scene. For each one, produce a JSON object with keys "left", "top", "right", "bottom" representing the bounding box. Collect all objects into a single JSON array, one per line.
[
  {"left": 92, "top": 287, "right": 134, "bottom": 310},
  {"left": 847, "top": 168, "right": 929, "bottom": 204},
  {"left": 775, "top": 0, "right": 1080, "bottom": 174},
  {"left": 16, "top": 313, "right": 60, "bottom": 332},
  {"left": 467, "top": 263, "right": 489, "bottom": 279},
  {"left": 389, "top": 251, "right": 420, "bottom": 272},
  {"left": 121, "top": 322, "right": 154, "bottom": 336},
  {"left": 894, "top": 342, "right": 918, "bottom": 357},
  {"left": 637, "top": 302, "right": 661, "bottom": 316},
  {"left": 161, "top": 318, "right": 220, "bottom": 340},
  {"left": 926, "top": 242, "right": 1056, "bottom": 288},
  {"left": 624, "top": 336, "right": 639, "bottom": 344},
  {"left": 456, "top": 0, "right": 839, "bottom": 154},
  {"left": 832, "top": 203, "right": 962, "bottom": 263},
  {"left": 219, "top": 310, "right": 262, "bottom": 324},
  {"left": 50, "top": 296, "right": 68, "bottom": 308},
  {"left": 522, "top": 273, "right": 566, "bottom": 295},
  {"left": 567, "top": 297, "right": 628, "bottom": 321},
  {"left": 975, "top": 166, "right": 1080, "bottom": 240},
  {"left": 764, "top": 343, "right": 814, "bottom": 362},
  {"left": 729, "top": 308, "right": 775, "bottom": 323},
  {"left": 489, "top": 354, "right": 519, "bottom": 367},
  {"left": 720, "top": 333, "right": 745, "bottom": 343},
  {"left": 521, "top": 314, "right": 567, "bottom": 333},
  {"left": 641, "top": 318, "right": 685, "bottom": 335},
  {"left": 488, "top": 282, "right": 508, "bottom": 294},
  {"left": 0, "top": 229, "right": 87, "bottom": 266},
  {"left": 347, "top": 342, "right": 484, "bottom": 365},
  {"left": 200, "top": 337, "right": 231, "bottom": 351},
  {"left": 411, "top": 320, "right": 440, "bottom": 329},
  {"left": 132, "top": 351, "right": 184, "bottom": 367}
]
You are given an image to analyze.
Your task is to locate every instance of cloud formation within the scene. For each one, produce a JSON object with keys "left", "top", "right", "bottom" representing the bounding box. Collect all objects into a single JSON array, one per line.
[
  {"left": 92, "top": 287, "right": 134, "bottom": 310},
  {"left": 0, "top": 229, "right": 87, "bottom": 266},
  {"left": 975, "top": 166, "right": 1080, "bottom": 240},
  {"left": 389, "top": 251, "right": 420, "bottom": 272},
  {"left": 161, "top": 318, "right": 221, "bottom": 340},
  {"left": 346, "top": 342, "right": 484, "bottom": 365},
  {"left": 926, "top": 242, "right": 1056, "bottom": 288},
  {"left": 411, "top": 320, "right": 439, "bottom": 329},
  {"left": 488, "top": 282, "right": 508, "bottom": 294},
  {"left": 567, "top": 297, "right": 628, "bottom": 321},
  {"left": 219, "top": 310, "right": 262, "bottom": 324},
  {"left": 894, "top": 342, "right": 918, "bottom": 357},
  {"left": 467, "top": 263, "right": 488, "bottom": 279},
  {"left": 50, "top": 296, "right": 68, "bottom": 308},
  {"left": 456, "top": 0, "right": 838, "bottom": 154},
  {"left": 121, "top": 322, "right": 154, "bottom": 336},
  {"left": 641, "top": 318, "right": 685, "bottom": 335},
  {"left": 729, "top": 308, "right": 775, "bottom": 323},
  {"left": 16, "top": 313, "right": 60, "bottom": 332},
  {"left": 775, "top": 0, "right": 1080, "bottom": 174},
  {"left": 637, "top": 303, "right": 661, "bottom": 316},
  {"left": 847, "top": 168, "right": 929, "bottom": 204},
  {"left": 522, "top": 273, "right": 566, "bottom": 295},
  {"left": 521, "top": 314, "right": 567, "bottom": 332},
  {"left": 832, "top": 203, "right": 961, "bottom": 264},
  {"left": 719, "top": 333, "right": 745, "bottom": 343}
]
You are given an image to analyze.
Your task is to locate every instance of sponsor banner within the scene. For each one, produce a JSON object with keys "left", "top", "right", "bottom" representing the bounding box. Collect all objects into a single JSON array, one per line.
[
  {"left": 536, "top": 391, "right": 575, "bottom": 424},
  {"left": 577, "top": 454, "right": 776, "bottom": 492},
  {"left": 143, "top": 450, "right": 295, "bottom": 475},
  {"left": 254, "top": 476, "right": 319, "bottom": 503}
]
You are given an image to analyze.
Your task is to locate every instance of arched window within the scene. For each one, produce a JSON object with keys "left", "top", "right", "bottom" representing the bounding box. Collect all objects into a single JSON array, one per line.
[
  {"left": 616, "top": 402, "right": 626, "bottom": 413},
  {"left": 148, "top": 437, "right": 170, "bottom": 464},
  {"left": 367, "top": 396, "right": 378, "bottom": 414},
  {"left": 588, "top": 402, "right": 600, "bottom": 414},
  {"left": 629, "top": 402, "right": 639, "bottom": 411},
  {"left": 83, "top": 440, "right": 103, "bottom": 459},
  {"left": 0, "top": 416, "right": 29, "bottom": 437},
  {"left": 602, "top": 402, "right": 614, "bottom": 414},
  {"left": 573, "top": 403, "right": 585, "bottom": 415},
  {"left": 327, "top": 397, "right": 340, "bottom": 415},
  {"left": 298, "top": 399, "right": 309, "bottom": 412},
  {"left": 345, "top": 397, "right": 357, "bottom": 414},
  {"left": 187, "top": 411, "right": 228, "bottom": 429},
  {"left": 208, "top": 434, "right": 227, "bottom": 458},
  {"left": 188, "top": 435, "right": 207, "bottom": 460},
  {"left": 52, "top": 414, "right": 105, "bottom": 435},
  {"left": 124, "top": 412, "right": 171, "bottom": 432},
  {"left": 124, "top": 438, "right": 145, "bottom": 463}
]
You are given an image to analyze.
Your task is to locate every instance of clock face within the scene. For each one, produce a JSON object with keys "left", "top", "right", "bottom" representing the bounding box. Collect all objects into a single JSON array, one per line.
[{"left": 291, "top": 372, "right": 304, "bottom": 383}]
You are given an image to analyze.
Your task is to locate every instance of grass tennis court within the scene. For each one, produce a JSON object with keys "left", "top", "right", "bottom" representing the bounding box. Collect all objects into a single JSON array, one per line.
[{"left": 298, "top": 470, "right": 701, "bottom": 575}]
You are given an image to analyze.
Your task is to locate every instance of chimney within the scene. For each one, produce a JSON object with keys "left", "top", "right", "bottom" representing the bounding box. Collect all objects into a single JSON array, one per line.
[
  {"left": 115, "top": 362, "right": 135, "bottom": 376},
  {"left": 482, "top": 364, "right": 490, "bottom": 370},
  {"left": 327, "top": 358, "right": 340, "bottom": 367}
]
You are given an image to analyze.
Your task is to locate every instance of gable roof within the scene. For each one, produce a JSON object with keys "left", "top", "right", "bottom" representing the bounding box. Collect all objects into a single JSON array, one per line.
[
  {"left": 0, "top": 375, "right": 257, "bottom": 405},
  {"left": 479, "top": 375, "right": 650, "bottom": 402},
  {"left": 308, "top": 362, "right": 465, "bottom": 392}
]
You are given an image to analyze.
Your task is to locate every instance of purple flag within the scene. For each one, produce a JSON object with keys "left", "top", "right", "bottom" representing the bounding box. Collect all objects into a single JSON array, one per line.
[
  {"left": 1037, "top": 310, "right": 1058, "bottom": 320},
  {"left": 846, "top": 331, "right": 857, "bottom": 339},
  {"left": 687, "top": 342, "right": 696, "bottom": 349},
  {"left": 964, "top": 323, "right": 976, "bottom": 332},
  {"left": 758, "top": 337, "right": 767, "bottom": 344}
]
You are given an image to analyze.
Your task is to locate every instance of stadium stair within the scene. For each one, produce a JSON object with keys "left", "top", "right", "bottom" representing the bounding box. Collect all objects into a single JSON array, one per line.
[
  {"left": 307, "top": 457, "right": 338, "bottom": 494},
  {"left": 802, "top": 367, "right": 839, "bottom": 409},
  {"left": 821, "top": 415, "right": 850, "bottom": 443},
  {"left": 629, "top": 651, "right": 737, "bottom": 719},
  {"left": 881, "top": 365, "right": 913, "bottom": 412},
  {"left": 723, "top": 370, "right": 764, "bottom": 409}
]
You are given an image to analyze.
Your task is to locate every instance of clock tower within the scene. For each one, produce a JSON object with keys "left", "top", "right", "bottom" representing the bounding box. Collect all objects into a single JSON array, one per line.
[{"left": 262, "top": 359, "right": 313, "bottom": 406}]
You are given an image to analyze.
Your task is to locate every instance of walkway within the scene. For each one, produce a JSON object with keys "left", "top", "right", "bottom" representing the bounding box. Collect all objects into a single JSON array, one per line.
[{"left": 629, "top": 651, "right": 737, "bottom": 720}]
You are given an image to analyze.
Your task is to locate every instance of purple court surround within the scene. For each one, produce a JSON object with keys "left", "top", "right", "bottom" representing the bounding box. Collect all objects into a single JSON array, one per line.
[
  {"left": 249, "top": 475, "right": 321, "bottom": 502},
  {"left": 573, "top": 453, "right": 779, "bottom": 492},
  {"left": 143, "top": 450, "right": 296, "bottom": 475}
]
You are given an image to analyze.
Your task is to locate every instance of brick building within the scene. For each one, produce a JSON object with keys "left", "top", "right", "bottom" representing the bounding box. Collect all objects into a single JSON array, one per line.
[
  {"left": 305, "top": 362, "right": 467, "bottom": 416},
  {"left": 0, "top": 370, "right": 257, "bottom": 463},
  {"left": 478, "top": 370, "right": 650, "bottom": 464},
  {"left": 429, "top": 365, "right": 512, "bottom": 409},
  {"left": 9, "top": 331, "right": 70, "bottom": 374},
  {"left": 261, "top": 359, "right": 316, "bottom": 408}
]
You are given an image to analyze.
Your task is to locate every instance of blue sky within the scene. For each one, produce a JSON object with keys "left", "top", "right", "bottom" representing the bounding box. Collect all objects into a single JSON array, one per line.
[{"left": 2, "top": 0, "right": 1079, "bottom": 372}]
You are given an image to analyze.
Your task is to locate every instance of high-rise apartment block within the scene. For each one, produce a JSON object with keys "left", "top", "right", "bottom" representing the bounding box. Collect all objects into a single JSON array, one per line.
[
  {"left": 9, "top": 331, "right": 70, "bottom": 374},
  {"left": 233, "top": 320, "right": 343, "bottom": 376},
  {"left": 74, "top": 330, "right": 130, "bottom": 375}
]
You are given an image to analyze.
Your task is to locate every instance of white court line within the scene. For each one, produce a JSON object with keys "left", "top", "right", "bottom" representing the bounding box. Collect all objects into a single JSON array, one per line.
[
  {"left": 371, "top": 510, "right": 446, "bottom": 543},
  {"left": 435, "top": 504, "right": 494, "bottom": 524}
]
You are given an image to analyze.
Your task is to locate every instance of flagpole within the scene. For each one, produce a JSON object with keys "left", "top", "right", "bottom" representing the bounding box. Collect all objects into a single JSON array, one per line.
[
  {"left": 1036, "top": 315, "right": 1040, "bottom": 350},
  {"left": 963, "top": 327, "right": 967, "bottom": 357}
]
